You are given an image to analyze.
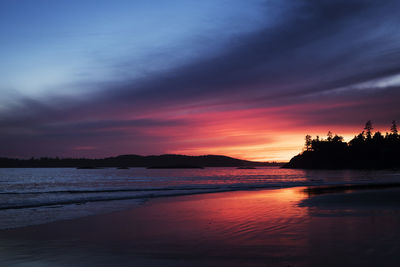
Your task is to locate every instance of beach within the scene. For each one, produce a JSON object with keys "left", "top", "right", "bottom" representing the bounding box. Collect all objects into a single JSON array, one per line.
[
  {"left": 2, "top": 0, "right": 400, "bottom": 265},
  {"left": 2, "top": 185, "right": 400, "bottom": 266}
]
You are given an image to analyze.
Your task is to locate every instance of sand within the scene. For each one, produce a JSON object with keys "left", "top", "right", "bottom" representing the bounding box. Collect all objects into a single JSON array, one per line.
[{"left": 1, "top": 186, "right": 400, "bottom": 266}]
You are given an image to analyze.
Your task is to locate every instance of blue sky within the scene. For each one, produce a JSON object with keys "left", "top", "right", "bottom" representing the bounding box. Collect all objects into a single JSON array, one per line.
[
  {"left": 0, "top": 0, "right": 269, "bottom": 101},
  {"left": 1, "top": 0, "right": 400, "bottom": 160}
]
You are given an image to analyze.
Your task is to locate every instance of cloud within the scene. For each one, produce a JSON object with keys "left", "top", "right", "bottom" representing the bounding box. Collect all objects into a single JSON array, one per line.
[
  {"left": 1, "top": 0, "right": 400, "bottom": 159},
  {"left": 66, "top": 0, "right": 400, "bottom": 114}
]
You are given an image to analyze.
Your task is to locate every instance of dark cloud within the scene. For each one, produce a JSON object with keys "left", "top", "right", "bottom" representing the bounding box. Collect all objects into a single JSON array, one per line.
[
  {"left": 1, "top": 0, "right": 400, "bottom": 158},
  {"left": 0, "top": 118, "right": 186, "bottom": 158},
  {"left": 271, "top": 86, "right": 400, "bottom": 129},
  {"left": 71, "top": 0, "right": 400, "bottom": 113}
]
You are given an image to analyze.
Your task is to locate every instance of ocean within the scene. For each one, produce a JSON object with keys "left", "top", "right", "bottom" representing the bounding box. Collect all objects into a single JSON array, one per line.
[{"left": 1, "top": 167, "right": 399, "bottom": 229}]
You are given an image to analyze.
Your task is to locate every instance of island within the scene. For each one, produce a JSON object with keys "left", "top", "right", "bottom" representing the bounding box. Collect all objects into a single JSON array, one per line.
[
  {"left": 0, "top": 154, "right": 282, "bottom": 168},
  {"left": 147, "top": 165, "right": 204, "bottom": 169},
  {"left": 284, "top": 120, "right": 400, "bottom": 169}
]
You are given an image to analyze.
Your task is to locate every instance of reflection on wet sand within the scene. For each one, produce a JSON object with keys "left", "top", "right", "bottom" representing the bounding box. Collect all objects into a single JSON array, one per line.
[{"left": 1, "top": 187, "right": 400, "bottom": 266}]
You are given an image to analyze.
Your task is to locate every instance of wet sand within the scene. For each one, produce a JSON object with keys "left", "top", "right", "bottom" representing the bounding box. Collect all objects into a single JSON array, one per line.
[{"left": 1, "top": 186, "right": 400, "bottom": 266}]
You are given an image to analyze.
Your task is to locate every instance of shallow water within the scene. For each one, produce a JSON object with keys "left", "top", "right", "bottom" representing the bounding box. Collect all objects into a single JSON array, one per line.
[
  {"left": 1, "top": 167, "right": 400, "bottom": 229},
  {"left": 2, "top": 187, "right": 400, "bottom": 266}
]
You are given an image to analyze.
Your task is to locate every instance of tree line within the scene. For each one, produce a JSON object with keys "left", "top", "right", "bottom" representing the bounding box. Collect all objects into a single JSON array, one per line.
[{"left": 285, "top": 120, "right": 399, "bottom": 169}]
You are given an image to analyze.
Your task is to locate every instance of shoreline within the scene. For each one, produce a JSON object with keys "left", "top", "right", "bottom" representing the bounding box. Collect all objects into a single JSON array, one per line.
[
  {"left": 2, "top": 185, "right": 400, "bottom": 266},
  {"left": 3, "top": 180, "right": 400, "bottom": 229}
]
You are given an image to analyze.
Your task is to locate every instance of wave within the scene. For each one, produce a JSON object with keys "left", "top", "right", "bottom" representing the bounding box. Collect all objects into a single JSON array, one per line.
[
  {"left": 0, "top": 179, "right": 327, "bottom": 195},
  {"left": 0, "top": 182, "right": 320, "bottom": 211},
  {"left": 0, "top": 188, "right": 245, "bottom": 211},
  {"left": 0, "top": 186, "right": 231, "bottom": 195},
  {"left": 2, "top": 179, "right": 399, "bottom": 211}
]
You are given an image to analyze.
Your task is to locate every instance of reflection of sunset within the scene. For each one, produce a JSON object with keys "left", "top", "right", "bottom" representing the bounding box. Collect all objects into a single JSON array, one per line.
[
  {"left": 123, "top": 188, "right": 310, "bottom": 246},
  {"left": 2, "top": 1, "right": 400, "bottom": 265},
  {"left": 4, "top": 184, "right": 400, "bottom": 265}
]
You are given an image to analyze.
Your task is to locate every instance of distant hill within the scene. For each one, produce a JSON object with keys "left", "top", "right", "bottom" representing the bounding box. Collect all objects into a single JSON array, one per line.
[
  {"left": 284, "top": 121, "right": 400, "bottom": 169},
  {"left": 0, "top": 154, "right": 282, "bottom": 168}
]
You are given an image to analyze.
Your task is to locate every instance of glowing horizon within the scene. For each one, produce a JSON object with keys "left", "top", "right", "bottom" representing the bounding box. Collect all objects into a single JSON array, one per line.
[{"left": 1, "top": 1, "right": 399, "bottom": 161}]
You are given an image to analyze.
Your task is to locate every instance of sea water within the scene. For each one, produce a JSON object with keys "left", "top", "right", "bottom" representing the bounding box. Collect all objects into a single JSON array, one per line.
[{"left": 0, "top": 167, "right": 399, "bottom": 229}]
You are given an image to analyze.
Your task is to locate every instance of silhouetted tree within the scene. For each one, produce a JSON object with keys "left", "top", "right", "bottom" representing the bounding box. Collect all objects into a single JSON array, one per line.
[
  {"left": 327, "top": 131, "right": 333, "bottom": 141},
  {"left": 364, "top": 120, "right": 373, "bottom": 139},
  {"left": 373, "top": 131, "right": 384, "bottom": 142},
  {"left": 285, "top": 120, "right": 400, "bottom": 169},
  {"left": 332, "top": 134, "right": 344, "bottom": 142},
  {"left": 391, "top": 120, "right": 398, "bottom": 136},
  {"left": 305, "top": 135, "right": 312, "bottom": 151}
]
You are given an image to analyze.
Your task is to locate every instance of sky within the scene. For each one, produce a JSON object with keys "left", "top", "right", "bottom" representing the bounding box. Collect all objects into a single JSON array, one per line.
[{"left": 1, "top": 0, "right": 400, "bottom": 161}]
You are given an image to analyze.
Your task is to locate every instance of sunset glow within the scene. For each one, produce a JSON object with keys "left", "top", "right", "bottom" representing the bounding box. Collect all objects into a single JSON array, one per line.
[{"left": 1, "top": 0, "right": 399, "bottom": 161}]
